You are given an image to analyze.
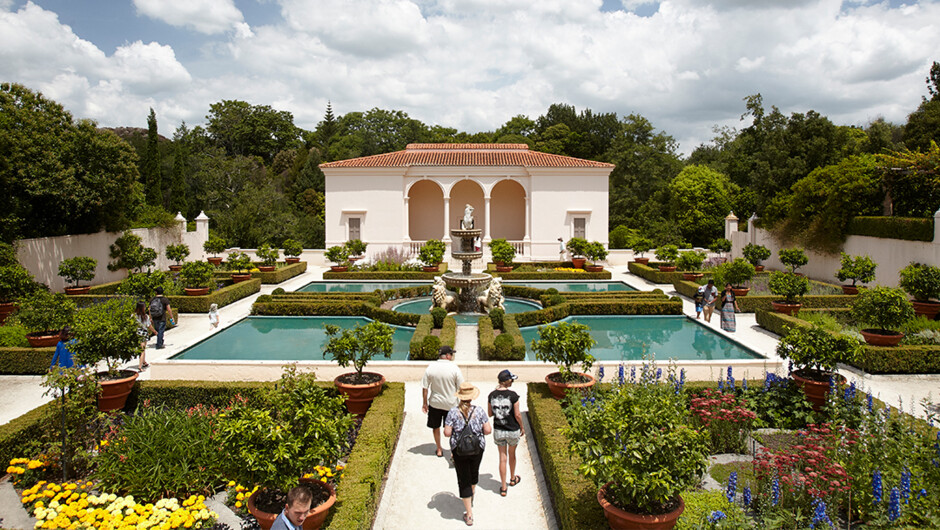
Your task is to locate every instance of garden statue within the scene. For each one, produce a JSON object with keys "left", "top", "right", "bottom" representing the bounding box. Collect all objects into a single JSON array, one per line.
[
  {"left": 477, "top": 277, "right": 505, "bottom": 313},
  {"left": 431, "top": 276, "right": 458, "bottom": 313},
  {"left": 460, "top": 204, "right": 474, "bottom": 229}
]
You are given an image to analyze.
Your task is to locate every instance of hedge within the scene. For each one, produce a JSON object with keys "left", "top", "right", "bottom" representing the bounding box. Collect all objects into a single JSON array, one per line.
[
  {"left": 478, "top": 314, "right": 526, "bottom": 361},
  {"left": 0, "top": 400, "right": 55, "bottom": 470},
  {"left": 323, "top": 271, "right": 444, "bottom": 280},
  {"left": 166, "top": 279, "right": 262, "bottom": 313},
  {"left": 673, "top": 280, "right": 856, "bottom": 313},
  {"left": 213, "top": 261, "right": 307, "bottom": 284},
  {"left": 514, "top": 298, "right": 683, "bottom": 327},
  {"left": 0, "top": 346, "right": 56, "bottom": 375},
  {"left": 628, "top": 262, "right": 687, "bottom": 284},
  {"left": 487, "top": 261, "right": 572, "bottom": 270},
  {"left": 492, "top": 270, "right": 612, "bottom": 280},
  {"left": 251, "top": 301, "right": 421, "bottom": 327},
  {"left": 409, "top": 315, "right": 456, "bottom": 359},
  {"left": 527, "top": 383, "right": 607, "bottom": 530},
  {"left": 847, "top": 216, "right": 933, "bottom": 242}
]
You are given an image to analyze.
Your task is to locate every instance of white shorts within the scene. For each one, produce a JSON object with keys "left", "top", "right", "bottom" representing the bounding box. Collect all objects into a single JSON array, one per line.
[{"left": 493, "top": 429, "right": 521, "bottom": 446}]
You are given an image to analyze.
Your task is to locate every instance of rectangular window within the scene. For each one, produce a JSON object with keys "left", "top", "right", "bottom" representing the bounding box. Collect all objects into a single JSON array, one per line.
[
  {"left": 349, "top": 218, "right": 361, "bottom": 240},
  {"left": 573, "top": 218, "right": 586, "bottom": 239}
]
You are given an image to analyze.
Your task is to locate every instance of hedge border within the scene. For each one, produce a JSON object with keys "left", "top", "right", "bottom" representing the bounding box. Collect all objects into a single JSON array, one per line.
[
  {"left": 478, "top": 314, "right": 526, "bottom": 361},
  {"left": 847, "top": 216, "right": 933, "bottom": 242},
  {"left": 673, "top": 280, "right": 856, "bottom": 313},
  {"left": 492, "top": 271, "right": 613, "bottom": 280},
  {"left": 78, "top": 279, "right": 262, "bottom": 313},
  {"left": 322, "top": 271, "right": 445, "bottom": 280},
  {"left": 514, "top": 299, "right": 683, "bottom": 327},
  {"left": 0, "top": 347, "right": 55, "bottom": 375},
  {"left": 213, "top": 261, "right": 307, "bottom": 284},
  {"left": 250, "top": 301, "right": 421, "bottom": 327},
  {"left": 527, "top": 383, "right": 607, "bottom": 530},
  {"left": 409, "top": 315, "right": 456, "bottom": 359},
  {"left": 628, "top": 262, "right": 687, "bottom": 284}
]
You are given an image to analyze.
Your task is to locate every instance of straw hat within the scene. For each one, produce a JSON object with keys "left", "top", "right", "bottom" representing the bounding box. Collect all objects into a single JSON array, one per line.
[{"left": 455, "top": 382, "right": 480, "bottom": 401}]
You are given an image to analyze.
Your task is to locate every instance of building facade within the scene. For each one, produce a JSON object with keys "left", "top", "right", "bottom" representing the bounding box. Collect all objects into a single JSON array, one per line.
[{"left": 321, "top": 143, "right": 613, "bottom": 262}]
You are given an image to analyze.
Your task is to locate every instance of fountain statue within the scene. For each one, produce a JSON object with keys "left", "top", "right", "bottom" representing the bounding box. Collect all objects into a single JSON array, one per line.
[
  {"left": 477, "top": 277, "right": 505, "bottom": 313},
  {"left": 431, "top": 277, "right": 458, "bottom": 313}
]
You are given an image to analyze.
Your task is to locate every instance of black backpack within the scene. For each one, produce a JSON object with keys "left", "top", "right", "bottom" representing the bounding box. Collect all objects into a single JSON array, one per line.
[
  {"left": 453, "top": 408, "right": 482, "bottom": 456},
  {"left": 149, "top": 297, "right": 165, "bottom": 319}
]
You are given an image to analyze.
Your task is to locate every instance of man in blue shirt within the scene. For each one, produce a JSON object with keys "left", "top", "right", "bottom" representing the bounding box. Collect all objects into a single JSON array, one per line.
[
  {"left": 271, "top": 485, "right": 313, "bottom": 530},
  {"left": 50, "top": 327, "right": 75, "bottom": 369}
]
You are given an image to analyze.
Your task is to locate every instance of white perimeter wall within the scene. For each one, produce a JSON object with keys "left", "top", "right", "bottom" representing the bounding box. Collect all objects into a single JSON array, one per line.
[
  {"left": 324, "top": 169, "right": 406, "bottom": 255},
  {"left": 529, "top": 168, "right": 609, "bottom": 259}
]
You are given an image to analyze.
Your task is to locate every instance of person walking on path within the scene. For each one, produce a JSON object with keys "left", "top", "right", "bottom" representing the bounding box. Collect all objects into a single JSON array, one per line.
[
  {"left": 700, "top": 279, "right": 719, "bottom": 323},
  {"left": 149, "top": 286, "right": 173, "bottom": 349},
  {"left": 422, "top": 345, "right": 464, "bottom": 457},
  {"left": 50, "top": 327, "right": 76, "bottom": 369},
  {"left": 719, "top": 283, "right": 739, "bottom": 332},
  {"left": 444, "top": 383, "right": 491, "bottom": 527},
  {"left": 134, "top": 301, "right": 156, "bottom": 370},
  {"left": 488, "top": 369, "right": 524, "bottom": 497}
]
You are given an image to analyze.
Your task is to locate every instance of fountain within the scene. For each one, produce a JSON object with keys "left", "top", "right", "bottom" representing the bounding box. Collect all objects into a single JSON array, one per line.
[{"left": 431, "top": 204, "right": 504, "bottom": 314}]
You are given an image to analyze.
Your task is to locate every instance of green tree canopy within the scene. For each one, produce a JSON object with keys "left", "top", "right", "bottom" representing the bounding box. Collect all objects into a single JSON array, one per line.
[
  {"left": 667, "top": 165, "right": 736, "bottom": 246},
  {"left": 206, "top": 99, "right": 301, "bottom": 163}
]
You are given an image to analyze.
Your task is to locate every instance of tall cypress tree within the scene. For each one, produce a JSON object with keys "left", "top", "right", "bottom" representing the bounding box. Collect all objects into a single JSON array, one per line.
[
  {"left": 143, "top": 108, "right": 163, "bottom": 207},
  {"left": 169, "top": 122, "right": 189, "bottom": 216},
  {"left": 317, "top": 101, "right": 339, "bottom": 157}
]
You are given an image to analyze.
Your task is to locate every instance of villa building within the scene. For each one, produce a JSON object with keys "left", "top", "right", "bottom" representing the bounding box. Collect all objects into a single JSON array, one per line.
[{"left": 321, "top": 143, "right": 614, "bottom": 262}]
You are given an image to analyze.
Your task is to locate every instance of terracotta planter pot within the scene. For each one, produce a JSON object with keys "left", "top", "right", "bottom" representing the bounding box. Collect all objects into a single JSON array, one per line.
[
  {"left": 731, "top": 287, "right": 750, "bottom": 297},
  {"left": 496, "top": 266, "right": 513, "bottom": 272},
  {"left": 911, "top": 300, "right": 940, "bottom": 320},
  {"left": 754, "top": 265, "right": 765, "bottom": 272},
  {"left": 207, "top": 257, "right": 224, "bottom": 266},
  {"left": 571, "top": 257, "right": 587, "bottom": 269},
  {"left": 657, "top": 265, "right": 676, "bottom": 272},
  {"left": 585, "top": 265, "right": 604, "bottom": 273},
  {"left": 247, "top": 479, "right": 336, "bottom": 530},
  {"left": 860, "top": 329, "right": 904, "bottom": 347},
  {"left": 791, "top": 370, "right": 844, "bottom": 412},
  {"left": 544, "top": 372, "right": 596, "bottom": 400},
  {"left": 27, "top": 332, "right": 61, "bottom": 348},
  {"left": 258, "top": 266, "right": 276, "bottom": 272},
  {"left": 423, "top": 266, "right": 440, "bottom": 273},
  {"left": 285, "top": 257, "right": 301, "bottom": 264},
  {"left": 64, "top": 286, "right": 90, "bottom": 296},
  {"left": 597, "top": 483, "right": 684, "bottom": 530},
  {"left": 681, "top": 272, "right": 703, "bottom": 281},
  {"left": 632, "top": 257, "right": 650, "bottom": 265},
  {"left": 329, "top": 266, "right": 348, "bottom": 273},
  {"left": 348, "top": 256, "right": 362, "bottom": 263},
  {"left": 0, "top": 302, "right": 16, "bottom": 325},
  {"left": 771, "top": 300, "right": 801, "bottom": 316},
  {"left": 97, "top": 371, "right": 139, "bottom": 412},
  {"left": 184, "top": 287, "right": 210, "bottom": 296},
  {"left": 334, "top": 373, "right": 386, "bottom": 415},
  {"left": 231, "top": 273, "right": 252, "bottom": 283},
  {"left": 841, "top": 285, "right": 859, "bottom": 295},
  {"left": 168, "top": 265, "right": 182, "bottom": 272}
]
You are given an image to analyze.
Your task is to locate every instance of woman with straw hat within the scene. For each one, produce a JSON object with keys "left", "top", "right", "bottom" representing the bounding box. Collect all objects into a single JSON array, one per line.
[{"left": 444, "top": 382, "right": 492, "bottom": 526}]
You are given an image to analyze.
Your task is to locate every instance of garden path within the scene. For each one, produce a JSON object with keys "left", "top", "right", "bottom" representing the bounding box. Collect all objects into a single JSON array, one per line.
[{"left": 372, "top": 381, "right": 558, "bottom": 530}]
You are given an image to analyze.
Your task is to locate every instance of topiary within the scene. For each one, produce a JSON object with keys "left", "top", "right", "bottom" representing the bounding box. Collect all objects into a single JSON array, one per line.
[
  {"left": 281, "top": 239, "right": 303, "bottom": 258},
  {"left": 835, "top": 253, "right": 877, "bottom": 287},
  {"left": 203, "top": 235, "right": 228, "bottom": 257},
  {"left": 164, "top": 244, "right": 190, "bottom": 266},
  {"left": 778, "top": 248, "right": 808, "bottom": 273},
  {"left": 179, "top": 260, "right": 215, "bottom": 289},
  {"left": 632, "top": 237, "right": 653, "bottom": 257},
  {"left": 420, "top": 334, "right": 441, "bottom": 359},
  {"left": 898, "top": 262, "right": 940, "bottom": 302},
  {"left": 489, "top": 307, "right": 505, "bottom": 330},
  {"left": 494, "top": 333, "right": 514, "bottom": 358},
  {"left": 430, "top": 307, "right": 447, "bottom": 328},
  {"left": 712, "top": 258, "right": 756, "bottom": 288},
  {"left": 654, "top": 244, "right": 679, "bottom": 265},
  {"left": 768, "top": 271, "right": 809, "bottom": 304},
  {"left": 851, "top": 286, "right": 915, "bottom": 334},
  {"left": 58, "top": 256, "right": 97, "bottom": 288},
  {"left": 255, "top": 244, "right": 279, "bottom": 267},
  {"left": 272, "top": 287, "right": 286, "bottom": 295},
  {"left": 742, "top": 243, "right": 771, "bottom": 267},
  {"left": 676, "top": 250, "right": 706, "bottom": 272}
]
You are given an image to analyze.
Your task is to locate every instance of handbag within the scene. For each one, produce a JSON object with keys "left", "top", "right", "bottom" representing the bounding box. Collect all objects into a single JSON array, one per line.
[{"left": 453, "top": 407, "right": 483, "bottom": 456}]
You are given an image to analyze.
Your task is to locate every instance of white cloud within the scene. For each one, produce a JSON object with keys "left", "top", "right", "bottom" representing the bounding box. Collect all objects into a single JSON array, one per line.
[{"left": 133, "top": 0, "right": 245, "bottom": 35}]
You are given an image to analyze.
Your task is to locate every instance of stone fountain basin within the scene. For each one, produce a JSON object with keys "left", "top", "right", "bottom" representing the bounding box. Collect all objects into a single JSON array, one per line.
[
  {"left": 452, "top": 251, "right": 483, "bottom": 261},
  {"left": 441, "top": 272, "right": 492, "bottom": 288},
  {"left": 451, "top": 228, "right": 482, "bottom": 238}
]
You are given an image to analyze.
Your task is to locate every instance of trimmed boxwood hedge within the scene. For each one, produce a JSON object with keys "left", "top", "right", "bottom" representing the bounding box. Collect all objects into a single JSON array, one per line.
[
  {"left": 251, "top": 300, "right": 421, "bottom": 327},
  {"left": 847, "top": 216, "right": 933, "bottom": 242},
  {"left": 478, "top": 314, "right": 526, "bottom": 361},
  {"left": 628, "top": 262, "right": 687, "bottom": 284},
  {"left": 409, "top": 315, "right": 456, "bottom": 359},
  {"left": 167, "top": 278, "right": 261, "bottom": 313},
  {"left": 673, "top": 279, "right": 855, "bottom": 313},
  {"left": 514, "top": 298, "right": 683, "bottom": 327},
  {"left": 323, "top": 271, "right": 445, "bottom": 280},
  {"left": 213, "top": 261, "right": 307, "bottom": 284},
  {"left": 0, "top": 346, "right": 56, "bottom": 375},
  {"left": 527, "top": 383, "right": 607, "bottom": 530},
  {"left": 493, "top": 270, "right": 612, "bottom": 280}
]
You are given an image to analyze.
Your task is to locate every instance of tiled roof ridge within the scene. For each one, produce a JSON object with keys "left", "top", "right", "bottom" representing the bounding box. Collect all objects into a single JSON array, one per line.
[
  {"left": 320, "top": 143, "right": 614, "bottom": 169},
  {"left": 405, "top": 143, "right": 529, "bottom": 150}
]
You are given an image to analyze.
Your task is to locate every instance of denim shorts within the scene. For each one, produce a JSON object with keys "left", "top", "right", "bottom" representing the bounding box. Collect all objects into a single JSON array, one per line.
[{"left": 493, "top": 429, "right": 521, "bottom": 446}]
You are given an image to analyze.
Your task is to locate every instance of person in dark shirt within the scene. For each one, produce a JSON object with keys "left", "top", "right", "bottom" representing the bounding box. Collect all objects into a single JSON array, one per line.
[{"left": 487, "top": 369, "right": 525, "bottom": 497}]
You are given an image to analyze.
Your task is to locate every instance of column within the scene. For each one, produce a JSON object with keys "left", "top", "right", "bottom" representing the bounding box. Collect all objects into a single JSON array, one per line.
[
  {"left": 403, "top": 197, "right": 411, "bottom": 242},
  {"left": 443, "top": 197, "right": 451, "bottom": 242},
  {"left": 724, "top": 212, "right": 738, "bottom": 240},
  {"left": 483, "top": 196, "right": 491, "bottom": 242}
]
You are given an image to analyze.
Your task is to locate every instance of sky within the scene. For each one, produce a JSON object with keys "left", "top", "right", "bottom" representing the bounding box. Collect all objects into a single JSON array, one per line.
[{"left": 1, "top": 0, "right": 939, "bottom": 154}]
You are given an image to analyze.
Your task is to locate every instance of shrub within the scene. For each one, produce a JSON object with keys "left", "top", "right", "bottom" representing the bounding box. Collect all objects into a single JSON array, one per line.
[
  {"left": 632, "top": 237, "right": 652, "bottom": 257},
  {"left": 420, "top": 334, "right": 441, "bottom": 358},
  {"left": 566, "top": 237, "right": 589, "bottom": 258},
  {"left": 494, "top": 333, "right": 514, "bottom": 358},
  {"left": 430, "top": 307, "right": 447, "bottom": 328},
  {"left": 107, "top": 232, "right": 156, "bottom": 274},
  {"left": 346, "top": 239, "right": 367, "bottom": 257},
  {"left": 116, "top": 270, "right": 173, "bottom": 300},
  {"left": 164, "top": 244, "right": 190, "bottom": 266},
  {"left": 16, "top": 290, "right": 75, "bottom": 335},
  {"left": 654, "top": 244, "right": 679, "bottom": 265},
  {"left": 325, "top": 245, "right": 350, "bottom": 266},
  {"left": 585, "top": 241, "right": 608, "bottom": 266},
  {"left": 851, "top": 286, "right": 915, "bottom": 333},
  {"left": 530, "top": 321, "right": 596, "bottom": 382},
  {"left": 489, "top": 307, "right": 505, "bottom": 330},
  {"left": 489, "top": 238, "right": 516, "bottom": 265},
  {"left": 225, "top": 251, "right": 253, "bottom": 274},
  {"left": 179, "top": 261, "right": 215, "bottom": 289},
  {"left": 713, "top": 258, "right": 756, "bottom": 288},
  {"left": 0, "top": 322, "right": 30, "bottom": 348},
  {"left": 710, "top": 238, "right": 732, "bottom": 257},
  {"left": 768, "top": 272, "right": 809, "bottom": 303},
  {"left": 322, "top": 320, "right": 394, "bottom": 382},
  {"left": 847, "top": 216, "right": 933, "bottom": 242},
  {"left": 676, "top": 250, "right": 706, "bottom": 272},
  {"left": 742, "top": 243, "right": 771, "bottom": 267},
  {"left": 835, "top": 253, "right": 877, "bottom": 287},
  {"left": 898, "top": 262, "right": 940, "bottom": 302},
  {"left": 778, "top": 248, "right": 808, "bottom": 273},
  {"left": 272, "top": 287, "right": 285, "bottom": 295},
  {"left": 70, "top": 298, "right": 140, "bottom": 376},
  {"left": 281, "top": 239, "right": 303, "bottom": 258},
  {"left": 417, "top": 239, "right": 446, "bottom": 266},
  {"left": 776, "top": 325, "right": 861, "bottom": 374},
  {"left": 0, "top": 265, "right": 36, "bottom": 303},
  {"left": 57, "top": 257, "right": 97, "bottom": 288},
  {"left": 254, "top": 243, "right": 279, "bottom": 267},
  {"left": 609, "top": 225, "right": 638, "bottom": 249},
  {"left": 203, "top": 235, "right": 227, "bottom": 256}
]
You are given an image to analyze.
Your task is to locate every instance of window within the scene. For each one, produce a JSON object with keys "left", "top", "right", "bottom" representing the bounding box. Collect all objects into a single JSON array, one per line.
[
  {"left": 349, "top": 218, "right": 361, "bottom": 240},
  {"left": 573, "top": 218, "right": 586, "bottom": 239}
]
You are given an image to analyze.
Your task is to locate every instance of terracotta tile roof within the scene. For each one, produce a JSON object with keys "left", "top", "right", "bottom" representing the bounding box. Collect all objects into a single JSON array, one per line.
[{"left": 320, "top": 143, "right": 614, "bottom": 168}]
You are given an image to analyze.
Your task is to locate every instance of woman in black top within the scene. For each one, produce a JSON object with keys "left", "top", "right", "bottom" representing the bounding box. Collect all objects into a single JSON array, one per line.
[{"left": 487, "top": 370, "right": 525, "bottom": 497}]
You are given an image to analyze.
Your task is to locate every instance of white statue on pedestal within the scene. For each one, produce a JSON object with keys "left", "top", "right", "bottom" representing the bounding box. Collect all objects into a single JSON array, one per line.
[
  {"left": 460, "top": 204, "right": 474, "bottom": 229},
  {"left": 477, "top": 277, "right": 505, "bottom": 313}
]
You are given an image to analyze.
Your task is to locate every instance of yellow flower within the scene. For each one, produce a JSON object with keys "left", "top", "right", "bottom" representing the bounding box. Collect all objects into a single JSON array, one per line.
[
  {"left": 227, "top": 481, "right": 235, "bottom": 487},
  {"left": 234, "top": 501, "right": 242, "bottom": 509},
  {"left": 235, "top": 493, "right": 243, "bottom": 501}
]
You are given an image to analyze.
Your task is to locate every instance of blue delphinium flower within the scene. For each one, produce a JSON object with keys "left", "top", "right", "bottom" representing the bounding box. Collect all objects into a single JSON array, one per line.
[
  {"left": 598, "top": 366, "right": 604, "bottom": 383},
  {"left": 718, "top": 376, "right": 724, "bottom": 392},
  {"left": 726, "top": 472, "right": 737, "bottom": 503},
  {"left": 727, "top": 366, "right": 735, "bottom": 390},
  {"left": 771, "top": 477, "right": 780, "bottom": 506},
  {"left": 867, "top": 392, "right": 873, "bottom": 413},
  {"left": 656, "top": 367, "right": 662, "bottom": 380},
  {"left": 630, "top": 366, "right": 636, "bottom": 383},
  {"left": 901, "top": 468, "right": 911, "bottom": 503},
  {"left": 873, "top": 470, "right": 883, "bottom": 504},
  {"left": 888, "top": 487, "right": 901, "bottom": 521},
  {"left": 743, "top": 486, "right": 751, "bottom": 506},
  {"left": 708, "top": 510, "right": 726, "bottom": 523},
  {"left": 919, "top": 488, "right": 927, "bottom": 499},
  {"left": 810, "top": 500, "right": 833, "bottom": 529},
  {"left": 828, "top": 375, "right": 835, "bottom": 394},
  {"left": 743, "top": 378, "right": 748, "bottom": 392},
  {"left": 618, "top": 364, "right": 625, "bottom": 385}
]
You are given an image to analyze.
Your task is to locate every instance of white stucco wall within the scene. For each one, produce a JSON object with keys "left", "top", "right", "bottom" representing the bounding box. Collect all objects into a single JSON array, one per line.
[
  {"left": 324, "top": 169, "right": 407, "bottom": 257},
  {"left": 528, "top": 168, "right": 609, "bottom": 259}
]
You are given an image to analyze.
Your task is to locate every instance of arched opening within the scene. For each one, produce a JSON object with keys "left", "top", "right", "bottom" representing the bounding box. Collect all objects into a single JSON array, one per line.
[
  {"left": 408, "top": 180, "right": 444, "bottom": 240},
  {"left": 450, "top": 179, "right": 485, "bottom": 235},
  {"left": 490, "top": 179, "right": 526, "bottom": 240}
]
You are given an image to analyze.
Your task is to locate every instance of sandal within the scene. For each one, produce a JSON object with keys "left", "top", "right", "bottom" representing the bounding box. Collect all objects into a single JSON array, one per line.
[
  {"left": 463, "top": 512, "right": 473, "bottom": 526},
  {"left": 435, "top": 448, "right": 443, "bottom": 457},
  {"left": 500, "top": 487, "right": 507, "bottom": 497},
  {"left": 509, "top": 475, "right": 521, "bottom": 486}
]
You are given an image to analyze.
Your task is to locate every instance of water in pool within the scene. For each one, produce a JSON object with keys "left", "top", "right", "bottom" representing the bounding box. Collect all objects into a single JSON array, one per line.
[
  {"left": 505, "top": 281, "right": 635, "bottom": 292},
  {"left": 172, "top": 316, "right": 413, "bottom": 361},
  {"left": 393, "top": 297, "right": 542, "bottom": 325},
  {"left": 297, "top": 281, "right": 430, "bottom": 293},
  {"left": 520, "top": 316, "right": 761, "bottom": 361}
]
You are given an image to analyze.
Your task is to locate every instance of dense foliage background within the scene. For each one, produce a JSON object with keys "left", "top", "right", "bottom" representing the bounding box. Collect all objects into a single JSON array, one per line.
[{"left": 2, "top": 62, "right": 938, "bottom": 250}]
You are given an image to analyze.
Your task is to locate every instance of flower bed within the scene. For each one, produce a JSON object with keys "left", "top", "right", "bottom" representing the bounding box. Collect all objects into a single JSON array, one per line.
[
  {"left": 492, "top": 270, "right": 612, "bottom": 280},
  {"left": 212, "top": 261, "right": 307, "bottom": 284},
  {"left": 323, "top": 271, "right": 443, "bottom": 280}
]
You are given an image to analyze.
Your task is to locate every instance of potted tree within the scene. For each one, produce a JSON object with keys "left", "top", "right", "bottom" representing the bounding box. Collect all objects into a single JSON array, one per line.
[
  {"left": 107, "top": 232, "right": 157, "bottom": 275},
  {"left": 584, "top": 241, "right": 608, "bottom": 272},
  {"left": 70, "top": 298, "right": 141, "bottom": 412},
  {"left": 565, "top": 361, "right": 709, "bottom": 529},
  {"left": 322, "top": 321, "right": 393, "bottom": 415},
  {"left": 346, "top": 239, "right": 367, "bottom": 262},
  {"left": 566, "top": 237, "right": 590, "bottom": 268},
  {"left": 164, "top": 244, "right": 190, "bottom": 272},
  {"left": 58, "top": 257, "right": 97, "bottom": 295},
  {"left": 835, "top": 253, "right": 876, "bottom": 295},
  {"left": 676, "top": 250, "right": 706, "bottom": 281},
  {"left": 710, "top": 238, "right": 732, "bottom": 262},
  {"left": 17, "top": 290, "right": 76, "bottom": 347},
  {"left": 418, "top": 239, "right": 446, "bottom": 272},
  {"left": 898, "top": 262, "right": 940, "bottom": 320},
  {"left": 779, "top": 248, "right": 808, "bottom": 275},
  {"left": 489, "top": 238, "right": 516, "bottom": 272},
  {"left": 742, "top": 243, "right": 771, "bottom": 272},
  {"left": 203, "top": 236, "right": 228, "bottom": 266},
  {"left": 179, "top": 260, "right": 216, "bottom": 296},
  {"left": 226, "top": 251, "right": 254, "bottom": 283},
  {"left": 530, "top": 321, "right": 597, "bottom": 399},
  {"left": 325, "top": 245, "right": 350, "bottom": 272},
  {"left": 654, "top": 244, "right": 679, "bottom": 272},
  {"left": 631, "top": 237, "right": 653, "bottom": 265},
  {"left": 713, "top": 258, "right": 756, "bottom": 296},
  {"left": 282, "top": 239, "right": 303, "bottom": 264},
  {"left": 255, "top": 244, "right": 279, "bottom": 272},
  {"left": 0, "top": 264, "right": 35, "bottom": 324},
  {"left": 776, "top": 325, "right": 861, "bottom": 411},
  {"left": 851, "top": 286, "right": 915, "bottom": 347},
  {"left": 768, "top": 271, "right": 809, "bottom": 315}
]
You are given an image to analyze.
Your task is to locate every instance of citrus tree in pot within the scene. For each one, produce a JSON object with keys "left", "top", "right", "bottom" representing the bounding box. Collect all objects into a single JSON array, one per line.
[
  {"left": 676, "top": 250, "right": 706, "bottom": 281},
  {"left": 654, "top": 244, "right": 679, "bottom": 272},
  {"left": 0, "top": 264, "right": 36, "bottom": 324},
  {"left": 566, "top": 237, "right": 590, "bottom": 268},
  {"left": 58, "top": 256, "right": 97, "bottom": 295},
  {"left": 776, "top": 325, "right": 861, "bottom": 411},
  {"left": 203, "top": 235, "right": 228, "bottom": 266},
  {"left": 898, "top": 262, "right": 940, "bottom": 320},
  {"left": 713, "top": 258, "right": 756, "bottom": 296},
  {"left": 530, "top": 321, "right": 597, "bottom": 399},
  {"left": 489, "top": 238, "right": 516, "bottom": 271},
  {"left": 218, "top": 366, "right": 353, "bottom": 530},
  {"left": 322, "top": 320, "right": 393, "bottom": 415},
  {"left": 835, "top": 253, "right": 876, "bottom": 295},
  {"left": 324, "top": 245, "right": 350, "bottom": 272},
  {"left": 850, "top": 286, "right": 915, "bottom": 347},
  {"left": 70, "top": 298, "right": 141, "bottom": 412},
  {"left": 226, "top": 251, "right": 253, "bottom": 282},
  {"left": 346, "top": 239, "right": 367, "bottom": 261},
  {"left": 584, "top": 241, "right": 608, "bottom": 272},
  {"left": 282, "top": 239, "right": 303, "bottom": 264},
  {"left": 778, "top": 247, "right": 808, "bottom": 275},
  {"left": 17, "top": 290, "right": 76, "bottom": 347},
  {"left": 768, "top": 271, "right": 809, "bottom": 315},
  {"left": 631, "top": 237, "right": 653, "bottom": 265},
  {"left": 164, "top": 244, "right": 189, "bottom": 271},
  {"left": 255, "top": 244, "right": 279, "bottom": 272},
  {"left": 179, "top": 260, "right": 216, "bottom": 295},
  {"left": 418, "top": 239, "right": 446, "bottom": 272},
  {"left": 565, "top": 361, "right": 709, "bottom": 529},
  {"left": 742, "top": 243, "right": 771, "bottom": 272}
]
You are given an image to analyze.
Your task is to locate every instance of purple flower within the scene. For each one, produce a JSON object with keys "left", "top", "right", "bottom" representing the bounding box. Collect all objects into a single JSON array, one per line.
[
  {"left": 708, "top": 510, "right": 726, "bottom": 523},
  {"left": 901, "top": 468, "right": 911, "bottom": 503},
  {"left": 726, "top": 472, "right": 737, "bottom": 503},
  {"left": 598, "top": 366, "right": 605, "bottom": 382},
  {"left": 772, "top": 477, "right": 780, "bottom": 506},
  {"left": 810, "top": 500, "right": 832, "bottom": 529},
  {"left": 867, "top": 393, "right": 873, "bottom": 413},
  {"left": 889, "top": 487, "right": 901, "bottom": 521},
  {"left": 743, "top": 486, "right": 751, "bottom": 506},
  {"left": 873, "top": 470, "right": 883, "bottom": 504},
  {"left": 618, "top": 364, "right": 624, "bottom": 385}
]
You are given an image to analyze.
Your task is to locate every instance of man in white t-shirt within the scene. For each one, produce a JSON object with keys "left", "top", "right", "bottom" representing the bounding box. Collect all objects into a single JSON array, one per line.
[{"left": 422, "top": 345, "right": 464, "bottom": 457}]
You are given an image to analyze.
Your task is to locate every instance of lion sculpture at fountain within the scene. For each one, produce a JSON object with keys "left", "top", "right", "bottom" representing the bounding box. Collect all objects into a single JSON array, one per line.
[
  {"left": 477, "top": 277, "right": 505, "bottom": 313},
  {"left": 431, "top": 276, "right": 458, "bottom": 313}
]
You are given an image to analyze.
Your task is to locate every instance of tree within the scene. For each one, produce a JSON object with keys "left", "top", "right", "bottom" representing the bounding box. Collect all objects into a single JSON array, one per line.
[
  {"left": 926, "top": 60, "right": 940, "bottom": 102},
  {"left": 327, "top": 108, "right": 429, "bottom": 160},
  {"left": 142, "top": 108, "right": 163, "bottom": 207},
  {"left": 877, "top": 142, "right": 940, "bottom": 217},
  {"left": 496, "top": 115, "right": 536, "bottom": 139},
  {"left": 168, "top": 122, "right": 190, "bottom": 216},
  {"left": 315, "top": 101, "right": 339, "bottom": 155},
  {"left": 904, "top": 99, "right": 940, "bottom": 152},
  {"left": 667, "top": 165, "right": 735, "bottom": 246},
  {"left": 206, "top": 100, "right": 301, "bottom": 163}
]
